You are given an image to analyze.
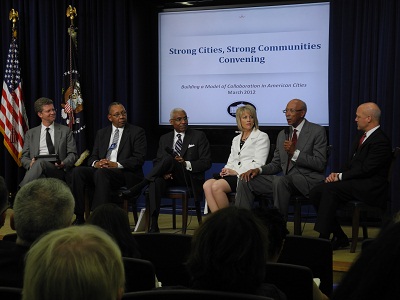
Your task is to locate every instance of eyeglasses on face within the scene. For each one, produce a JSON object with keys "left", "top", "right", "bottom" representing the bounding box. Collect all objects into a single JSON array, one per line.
[
  {"left": 282, "top": 109, "right": 303, "bottom": 114},
  {"left": 42, "top": 108, "right": 57, "bottom": 114},
  {"left": 171, "top": 116, "right": 188, "bottom": 122},
  {"left": 111, "top": 111, "right": 127, "bottom": 118}
]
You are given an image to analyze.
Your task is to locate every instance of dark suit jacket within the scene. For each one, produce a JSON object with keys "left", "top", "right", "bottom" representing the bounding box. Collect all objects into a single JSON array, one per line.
[
  {"left": 154, "top": 128, "right": 211, "bottom": 192},
  {"left": 261, "top": 119, "right": 327, "bottom": 196},
  {"left": 20, "top": 122, "right": 77, "bottom": 169},
  {"left": 87, "top": 123, "right": 147, "bottom": 187},
  {"left": 342, "top": 127, "right": 392, "bottom": 208},
  {"left": 0, "top": 241, "right": 28, "bottom": 288}
]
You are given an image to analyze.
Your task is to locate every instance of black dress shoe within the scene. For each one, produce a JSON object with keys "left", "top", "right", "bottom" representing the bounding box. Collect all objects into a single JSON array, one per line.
[
  {"left": 331, "top": 235, "right": 350, "bottom": 250},
  {"left": 148, "top": 225, "right": 160, "bottom": 233},
  {"left": 118, "top": 188, "right": 140, "bottom": 199}
]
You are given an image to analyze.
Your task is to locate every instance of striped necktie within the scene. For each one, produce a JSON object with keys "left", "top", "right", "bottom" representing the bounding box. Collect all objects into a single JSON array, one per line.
[
  {"left": 174, "top": 133, "right": 183, "bottom": 156},
  {"left": 106, "top": 129, "right": 119, "bottom": 159}
]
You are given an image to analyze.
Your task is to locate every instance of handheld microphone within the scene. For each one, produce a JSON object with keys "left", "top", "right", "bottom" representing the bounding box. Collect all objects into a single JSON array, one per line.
[{"left": 284, "top": 127, "right": 290, "bottom": 141}]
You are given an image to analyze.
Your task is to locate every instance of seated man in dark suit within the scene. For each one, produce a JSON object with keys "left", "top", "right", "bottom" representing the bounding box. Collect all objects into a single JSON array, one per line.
[
  {"left": 235, "top": 99, "right": 327, "bottom": 220},
  {"left": 19, "top": 97, "right": 78, "bottom": 187},
  {"left": 71, "top": 102, "right": 147, "bottom": 224},
  {"left": 120, "top": 108, "right": 211, "bottom": 232},
  {"left": 0, "top": 176, "right": 8, "bottom": 228},
  {"left": 310, "top": 102, "right": 392, "bottom": 249},
  {"left": 0, "top": 178, "right": 74, "bottom": 288}
]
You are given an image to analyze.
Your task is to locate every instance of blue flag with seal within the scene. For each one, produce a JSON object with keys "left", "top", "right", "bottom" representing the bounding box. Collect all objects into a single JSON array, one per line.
[{"left": 61, "top": 5, "right": 89, "bottom": 166}]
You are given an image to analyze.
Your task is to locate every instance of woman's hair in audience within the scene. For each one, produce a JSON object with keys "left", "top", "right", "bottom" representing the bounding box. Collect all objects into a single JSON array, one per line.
[
  {"left": 13, "top": 178, "right": 74, "bottom": 245},
  {"left": 187, "top": 206, "right": 269, "bottom": 294},
  {"left": 331, "top": 221, "right": 400, "bottom": 300},
  {"left": 23, "top": 225, "right": 125, "bottom": 300},
  {"left": 88, "top": 203, "right": 141, "bottom": 258},
  {"left": 235, "top": 105, "right": 259, "bottom": 131},
  {"left": 253, "top": 206, "right": 289, "bottom": 261}
]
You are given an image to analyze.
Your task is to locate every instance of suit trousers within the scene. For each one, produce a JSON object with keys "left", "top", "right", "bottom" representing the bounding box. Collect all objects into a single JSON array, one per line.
[
  {"left": 235, "top": 174, "right": 302, "bottom": 219},
  {"left": 146, "top": 156, "right": 189, "bottom": 224},
  {"left": 71, "top": 166, "right": 132, "bottom": 217},
  {"left": 19, "top": 160, "right": 66, "bottom": 187},
  {"left": 310, "top": 181, "right": 355, "bottom": 237}
]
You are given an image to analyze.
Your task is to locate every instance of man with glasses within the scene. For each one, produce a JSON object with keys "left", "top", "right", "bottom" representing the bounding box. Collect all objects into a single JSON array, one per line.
[
  {"left": 19, "top": 97, "right": 78, "bottom": 187},
  {"left": 235, "top": 98, "right": 327, "bottom": 222},
  {"left": 120, "top": 108, "right": 211, "bottom": 232},
  {"left": 71, "top": 102, "right": 147, "bottom": 225}
]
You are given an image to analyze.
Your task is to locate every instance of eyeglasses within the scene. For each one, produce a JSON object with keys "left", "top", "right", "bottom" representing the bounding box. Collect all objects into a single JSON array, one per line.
[
  {"left": 42, "top": 108, "right": 57, "bottom": 114},
  {"left": 283, "top": 109, "right": 303, "bottom": 114},
  {"left": 171, "top": 116, "right": 188, "bottom": 123},
  {"left": 111, "top": 111, "right": 127, "bottom": 118}
]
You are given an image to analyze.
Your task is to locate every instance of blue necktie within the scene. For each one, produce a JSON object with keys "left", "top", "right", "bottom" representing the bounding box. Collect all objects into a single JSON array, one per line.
[
  {"left": 174, "top": 133, "right": 183, "bottom": 156},
  {"left": 106, "top": 129, "right": 119, "bottom": 159}
]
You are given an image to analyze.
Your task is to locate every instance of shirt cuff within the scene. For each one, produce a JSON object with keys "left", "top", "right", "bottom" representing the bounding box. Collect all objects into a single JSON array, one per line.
[
  {"left": 92, "top": 160, "right": 99, "bottom": 167},
  {"left": 186, "top": 161, "right": 192, "bottom": 171},
  {"left": 292, "top": 149, "right": 300, "bottom": 161}
]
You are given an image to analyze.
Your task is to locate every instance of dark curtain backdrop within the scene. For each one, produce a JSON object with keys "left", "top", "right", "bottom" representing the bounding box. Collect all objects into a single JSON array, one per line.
[{"left": 0, "top": 0, "right": 399, "bottom": 213}]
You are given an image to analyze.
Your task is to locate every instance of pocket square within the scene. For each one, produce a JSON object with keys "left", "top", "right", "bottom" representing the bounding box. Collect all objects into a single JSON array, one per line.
[{"left": 188, "top": 144, "right": 195, "bottom": 148}]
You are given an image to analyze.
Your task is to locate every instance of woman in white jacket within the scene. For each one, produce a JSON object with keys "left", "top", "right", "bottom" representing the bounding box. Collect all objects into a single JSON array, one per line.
[{"left": 204, "top": 105, "right": 270, "bottom": 212}]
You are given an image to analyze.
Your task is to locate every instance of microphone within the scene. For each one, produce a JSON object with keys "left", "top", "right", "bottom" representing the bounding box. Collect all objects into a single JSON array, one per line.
[{"left": 284, "top": 127, "right": 290, "bottom": 140}]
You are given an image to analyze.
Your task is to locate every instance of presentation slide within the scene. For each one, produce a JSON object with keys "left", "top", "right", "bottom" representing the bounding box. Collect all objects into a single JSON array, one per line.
[{"left": 158, "top": 2, "right": 330, "bottom": 126}]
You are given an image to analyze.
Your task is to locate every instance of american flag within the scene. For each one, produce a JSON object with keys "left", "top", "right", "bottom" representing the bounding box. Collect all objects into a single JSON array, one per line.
[{"left": 0, "top": 36, "right": 29, "bottom": 166}]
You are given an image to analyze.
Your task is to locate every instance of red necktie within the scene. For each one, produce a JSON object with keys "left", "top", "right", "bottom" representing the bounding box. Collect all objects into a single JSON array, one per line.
[{"left": 359, "top": 132, "right": 366, "bottom": 147}]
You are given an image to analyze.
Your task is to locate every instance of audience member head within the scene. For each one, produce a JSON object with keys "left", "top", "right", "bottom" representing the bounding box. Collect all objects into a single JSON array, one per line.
[
  {"left": 356, "top": 102, "right": 381, "bottom": 132},
  {"left": 187, "top": 206, "right": 269, "bottom": 294},
  {"left": 235, "top": 105, "right": 259, "bottom": 130},
  {"left": 88, "top": 203, "right": 141, "bottom": 258},
  {"left": 253, "top": 206, "right": 289, "bottom": 262},
  {"left": 13, "top": 178, "right": 74, "bottom": 246},
  {"left": 0, "top": 176, "right": 8, "bottom": 228},
  {"left": 23, "top": 225, "right": 125, "bottom": 300},
  {"left": 332, "top": 221, "right": 400, "bottom": 300}
]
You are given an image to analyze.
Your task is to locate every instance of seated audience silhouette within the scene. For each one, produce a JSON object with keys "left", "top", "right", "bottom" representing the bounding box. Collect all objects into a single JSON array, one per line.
[
  {"left": 253, "top": 206, "right": 329, "bottom": 300},
  {"left": 0, "top": 178, "right": 74, "bottom": 288},
  {"left": 0, "top": 176, "right": 8, "bottom": 228},
  {"left": 186, "top": 206, "right": 287, "bottom": 299},
  {"left": 87, "top": 203, "right": 141, "bottom": 258},
  {"left": 22, "top": 225, "right": 125, "bottom": 300},
  {"left": 331, "top": 221, "right": 400, "bottom": 300}
]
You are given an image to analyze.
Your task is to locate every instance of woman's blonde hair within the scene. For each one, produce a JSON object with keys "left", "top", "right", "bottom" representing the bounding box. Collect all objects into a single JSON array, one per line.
[
  {"left": 23, "top": 225, "right": 125, "bottom": 300},
  {"left": 235, "top": 105, "right": 259, "bottom": 131}
]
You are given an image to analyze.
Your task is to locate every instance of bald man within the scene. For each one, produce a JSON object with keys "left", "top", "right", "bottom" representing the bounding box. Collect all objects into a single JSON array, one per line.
[{"left": 310, "top": 102, "right": 392, "bottom": 249}]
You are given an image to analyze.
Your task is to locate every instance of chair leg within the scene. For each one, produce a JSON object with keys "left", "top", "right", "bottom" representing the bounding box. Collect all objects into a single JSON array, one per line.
[
  {"left": 293, "top": 202, "right": 302, "bottom": 236},
  {"left": 351, "top": 207, "right": 361, "bottom": 253},
  {"left": 182, "top": 195, "right": 188, "bottom": 234},
  {"left": 84, "top": 191, "right": 90, "bottom": 221},
  {"left": 195, "top": 199, "right": 202, "bottom": 225},
  {"left": 362, "top": 225, "right": 369, "bottom": 239},
  {"left": 172, "top": 199, "right": 176, "bottom": 229}
]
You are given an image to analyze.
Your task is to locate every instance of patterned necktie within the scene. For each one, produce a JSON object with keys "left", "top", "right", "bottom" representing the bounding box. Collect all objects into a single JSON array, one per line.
[
  {"left": 174, "top": 133, "right": 183, "bottom": 156},
  {"left": 359, "top": 132, "right": 367, "bottom": 147},
  {"left": 106, "top": 129, "right": 119, "bottom": 159},
  {"left": 286, "top": 129, "right": 297, "bottom": 174},
  {"left": 46, "top": 128, "right": 55, "bottom": 154}
]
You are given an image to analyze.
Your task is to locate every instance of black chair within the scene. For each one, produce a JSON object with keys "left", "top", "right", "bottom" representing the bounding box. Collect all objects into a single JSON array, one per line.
[
  {"left": 133, "top": 233, "right": 192, "bottom": 287},
  {"left": 343, "top": 146, "right": 400, "bottom": 253},
  {"left": 2, "top": 233, "right": 17, "bottom": 242},
  {"left": 123, "top": 257, "right": 156, "bottom": 292},
  {"left": 0, "top": 286, "right": 22, "bottom": 300},
  {"left": 144, "top": 175, "right": 203, "bottom": 234},
  {"left": 278, "top": 235, "right": 333, "bottom": 296},
  {"left": 122, "top": 289, "right": 274, "bottom": 299}
]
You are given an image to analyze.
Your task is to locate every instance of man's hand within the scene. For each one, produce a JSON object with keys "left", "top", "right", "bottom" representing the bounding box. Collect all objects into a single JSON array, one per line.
[
  {"left": 283, "top": 140, "right": 296, "bottom": 156},
  {"left": 55, "top": 161, "right": 65, "bottom": 169},
  {"left": 163, "top": 173, "right": 173, "bottom": 180},
  {"left": 29, "top": 158, "right": 36, "bottom": 168},
  {"left": 325, "top": 172, "right": 339, "bottom": 183},
  {"left": 239, "top": 168, "right": 260, "bottom": 182},
  {"left": 96, "top": 159, "right": 118, "bottom": 168},
  {"left": 174, "top": 155, "right": 187, "bottom": 167}
]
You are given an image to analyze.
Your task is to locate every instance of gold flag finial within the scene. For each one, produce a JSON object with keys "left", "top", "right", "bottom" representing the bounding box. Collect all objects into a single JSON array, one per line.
[
  {"left": 66, "top": 5, "right": 77, "bottom": 23},
  {"left": 9, "top": 9, "right": 19, "bottom": 38}
]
